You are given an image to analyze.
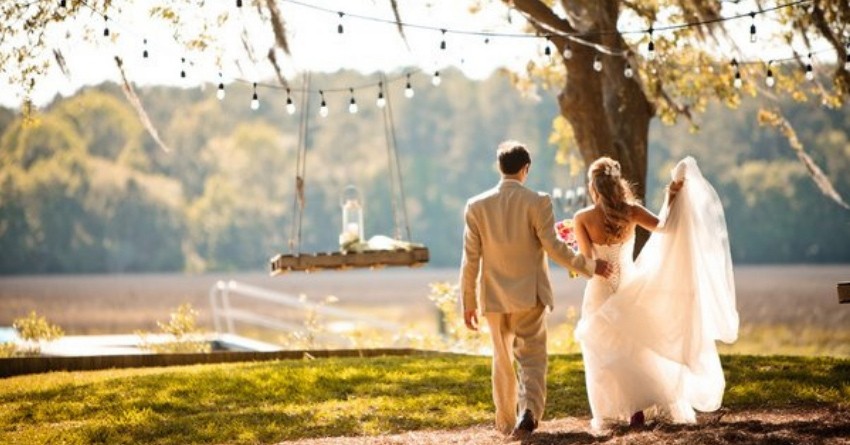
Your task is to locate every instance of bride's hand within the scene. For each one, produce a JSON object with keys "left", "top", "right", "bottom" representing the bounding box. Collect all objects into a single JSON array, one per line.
[{"left": 667, "top": 179, "right": 684, "bottom": 201}]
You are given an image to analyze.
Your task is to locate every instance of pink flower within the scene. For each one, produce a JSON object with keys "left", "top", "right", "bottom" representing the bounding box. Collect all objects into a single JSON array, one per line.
[
  {"left": 555, "top": 219, "right": 578, "bottom": 251},
  {"left": 555, "top": 218, "right": 580, "bottom": 279}
]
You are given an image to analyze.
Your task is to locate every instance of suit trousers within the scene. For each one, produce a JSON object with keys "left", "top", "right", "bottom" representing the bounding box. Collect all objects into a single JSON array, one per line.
[{"left": 485, "top": 303, "right": 548, "bottom": 434}]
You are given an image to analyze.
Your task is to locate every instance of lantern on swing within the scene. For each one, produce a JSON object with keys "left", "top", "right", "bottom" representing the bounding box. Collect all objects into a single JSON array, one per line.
[{"left": 340, "top": 185, "right": 365, "bottom": 251}]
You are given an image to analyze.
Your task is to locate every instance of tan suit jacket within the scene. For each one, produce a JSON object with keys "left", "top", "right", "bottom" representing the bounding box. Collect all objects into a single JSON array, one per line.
[{"left": 460, "top": 179, "right": 595, "bottom": 314}]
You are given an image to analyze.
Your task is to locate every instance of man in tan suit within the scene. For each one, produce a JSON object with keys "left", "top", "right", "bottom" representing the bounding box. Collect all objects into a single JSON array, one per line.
[{"left": 460, "top": 140, "right": 609, "bottom": 438}]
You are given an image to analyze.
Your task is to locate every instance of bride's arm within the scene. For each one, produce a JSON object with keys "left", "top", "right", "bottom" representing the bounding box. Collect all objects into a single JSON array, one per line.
[
  {"left": 631, "top": 204, "right": 662, "bottom": 232},
  {"left": 574, "top": 211, "right": 594, "bottom": 259}
]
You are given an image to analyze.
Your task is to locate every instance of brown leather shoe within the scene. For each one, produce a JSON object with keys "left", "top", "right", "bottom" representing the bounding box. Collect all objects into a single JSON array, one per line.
[
  {"left": 510, "top": 409, "right": 538, "bottom": 440},
  {"left": 629, "top": 410, "right": 645, "bottom": 428}
]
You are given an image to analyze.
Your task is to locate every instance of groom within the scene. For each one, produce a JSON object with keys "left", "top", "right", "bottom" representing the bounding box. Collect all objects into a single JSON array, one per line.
[{"left": 460, "top": 140, "right": 609, "bottom": 438}]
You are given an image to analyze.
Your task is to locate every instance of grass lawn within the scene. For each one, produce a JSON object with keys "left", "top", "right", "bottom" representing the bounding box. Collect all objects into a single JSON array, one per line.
[{"left": 1, "top": 354, "right": 848, "bottom": 445}]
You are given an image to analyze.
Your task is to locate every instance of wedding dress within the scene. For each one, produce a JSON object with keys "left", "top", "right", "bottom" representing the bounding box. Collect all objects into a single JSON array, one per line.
[{"left": 574, "top": 157, "right": 739, "bottom": 431}]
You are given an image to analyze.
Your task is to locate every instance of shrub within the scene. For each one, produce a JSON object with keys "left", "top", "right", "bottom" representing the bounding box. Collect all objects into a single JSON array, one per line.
[
  {"left": 137, "top": 303, "right": 210, "bottom": 353},
  {"left": 11, "top": 311, "right": 64, "bottom": 356}
]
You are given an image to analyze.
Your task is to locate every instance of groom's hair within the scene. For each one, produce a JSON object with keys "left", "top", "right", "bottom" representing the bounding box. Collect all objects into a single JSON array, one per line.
[{"left": 497, "top": 141, "right": 531, "bottom": 175}]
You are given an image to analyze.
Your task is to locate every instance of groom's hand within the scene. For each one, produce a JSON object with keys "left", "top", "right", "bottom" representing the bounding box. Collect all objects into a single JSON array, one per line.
[
  {"left": 594, "top": 260, "right": 612, "bottom": 278},
  {"left": 464, "top": 310, "right": 479, "bottom": 331}
]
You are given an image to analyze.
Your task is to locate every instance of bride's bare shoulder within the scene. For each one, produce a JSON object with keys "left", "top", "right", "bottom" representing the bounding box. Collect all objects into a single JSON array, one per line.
[{"left": 574, "top": 205, "right": 596, "bottom": 221}]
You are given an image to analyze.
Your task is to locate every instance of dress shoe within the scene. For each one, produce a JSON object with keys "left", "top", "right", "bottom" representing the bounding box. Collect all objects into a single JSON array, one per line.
[
  {"left": 510, "top": 409, "right": 538, "bottom": 439},
  {"left": 629, "top": 410, "right": 645, "bottom": 428}
]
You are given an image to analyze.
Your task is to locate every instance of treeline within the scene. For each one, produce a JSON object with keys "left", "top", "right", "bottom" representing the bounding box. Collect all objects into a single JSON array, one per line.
[{"left": 0, "top": 69, "right": 848, "bottom": 274}]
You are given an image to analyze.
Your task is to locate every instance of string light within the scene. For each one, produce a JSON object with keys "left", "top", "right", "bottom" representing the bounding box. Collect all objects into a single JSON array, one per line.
[
  {"left": 236, "top": 0, "right": 242, "bottom": 7},
  {"left": 376, "top": 82, "right": 386, "bottom": 108},
  {"left": 432, "top": 70, "right": 441, "bottom": 86},
  {"left": 180, "top": 57, "right": 186, "bottom": 79},
  {"left": 562, "top": 43, "right": 573, "bottom": 60},
  {"left": 217, "top": 73, "right": 225, "bottom": 100},
  {"left": 647, "top": 27, "right": 655, "bottom": 60},
  {"left": 337, "top": 12, "right": 344, "bottom": 34},
  {"left": 749, "top": 12, "right": 757, "bottom": 43},
  {"left": 404, "top": 73, "right": 414, "bottom": 98},
  {"left": 319, "top": 90, "right": 328, "bottom": 117},
  {"left": 286, "top": 88, "right": 296, "bottom": 114},
  {"left": 71, "top": 0, "right": 842, "bottom": 114},
  {"left": 805, "top": 54, "right": 814, "bottom": 81},
  {"left": 348, "top": 88, "right": 358, "bottom": 114},
  {"left": 59, "top": 0, "right": 66, "bottom": 8},
  {"left": 765, "top": 61, "right": 775, "bottom": 87},
  {"left": 251, "top": 82, "right": 259, "bottom": 110},
  {"left": 103, "top": 15, "right": 109, "bottom": 37}
]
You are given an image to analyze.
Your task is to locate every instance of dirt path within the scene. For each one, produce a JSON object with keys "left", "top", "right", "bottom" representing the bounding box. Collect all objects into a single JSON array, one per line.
[{"left": 283, "top": 406, "right": 850, "bottom": 444}]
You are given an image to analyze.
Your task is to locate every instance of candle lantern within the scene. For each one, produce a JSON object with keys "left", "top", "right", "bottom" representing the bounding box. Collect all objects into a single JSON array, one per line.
[{"left": 340, "top": 185, "right": 365, "bottom": 251}]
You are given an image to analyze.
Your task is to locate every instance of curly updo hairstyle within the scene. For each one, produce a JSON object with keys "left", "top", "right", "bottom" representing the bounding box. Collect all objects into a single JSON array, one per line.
[{"left": 588, "top": 157, "right": 637, "bottom": 239}]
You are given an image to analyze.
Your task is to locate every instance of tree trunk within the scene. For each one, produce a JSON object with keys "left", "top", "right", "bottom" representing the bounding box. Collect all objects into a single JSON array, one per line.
[{"left": 511, "top": 0, "right": 656, "bottom": 254}]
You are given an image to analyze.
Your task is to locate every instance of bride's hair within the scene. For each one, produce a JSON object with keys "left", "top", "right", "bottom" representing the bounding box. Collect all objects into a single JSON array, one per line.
[{"left": 588, "top": 157, "right": 637, "bottom": 239}]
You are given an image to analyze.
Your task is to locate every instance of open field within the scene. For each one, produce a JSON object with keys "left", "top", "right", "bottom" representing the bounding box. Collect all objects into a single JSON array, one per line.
[{"left": 1, "top": 265, "right": 848, "bottom": 355}]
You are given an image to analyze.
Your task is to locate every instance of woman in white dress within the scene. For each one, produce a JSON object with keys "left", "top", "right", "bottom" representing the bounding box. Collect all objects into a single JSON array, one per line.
[{"left": 572, "top": 156, "right": 739, "bottom": 431}]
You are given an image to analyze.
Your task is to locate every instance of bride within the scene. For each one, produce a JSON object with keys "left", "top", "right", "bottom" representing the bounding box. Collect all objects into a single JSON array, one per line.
[{"left": 571, "top": 156, "right": 739, "bottom": 431}]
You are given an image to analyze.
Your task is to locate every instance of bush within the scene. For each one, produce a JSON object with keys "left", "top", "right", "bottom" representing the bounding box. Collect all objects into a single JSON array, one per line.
[
  {"left": 137, "top": 303, "right": 210, "bottom": 353},
  {"left": 11, "top": 311, "right": 64, "bottom": 356}
]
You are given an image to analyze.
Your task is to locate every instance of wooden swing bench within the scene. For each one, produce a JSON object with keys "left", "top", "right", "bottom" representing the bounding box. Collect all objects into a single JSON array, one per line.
[
  {"left": 270, "top": 246, "right": 429, "bottom": 275},
  {"left": 271, "top": 73, "right": 430, "bottom": 276}
]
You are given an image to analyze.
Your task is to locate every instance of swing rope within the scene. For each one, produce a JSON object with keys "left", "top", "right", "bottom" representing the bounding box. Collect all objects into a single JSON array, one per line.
[
  {"left": 289, "top": 73, "right": 311, "bottom": 255},
  {"left": 380, "top": 73, "right": 412, "bottom": 242}
]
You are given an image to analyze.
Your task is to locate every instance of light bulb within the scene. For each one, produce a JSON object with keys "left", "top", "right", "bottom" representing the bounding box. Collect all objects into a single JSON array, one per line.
[
  {"left": 440, "top": 29, "right": 446, "bottom": 51},
  {"left": 432, "top": 71, "right": 441, "bottom": 86},
  {"left": 319, "top": 91, "right": 328, "bottom": 117},
  {"left": 349, "top": 99, "right": 358, "bottom": 114},
  {"left": 624, "top": 63, "right": 633, "bottom": 78},
  {"left": 103, "top": 15, "right": 109, "bottom": 37},
  {"left": 805, "top": 64, "right": 814, "bottom": 81},
  {"left": 562, "top": 44, "right": 573, "bottom": 60},
  {"left": 250, "top": 82, "right": 259, "bottom": 110},
  {"left": 544, "top": 37, "right": 552, "bottom": 58},
  {"left": 180, "top": 57, "right": 186, "bottom": 79},
  {"left": 337, "top": 12, "right": 344, "bottom": 34},
  {"left": 376, "top": 82, "right": 386, "bottom": 107},
  {"left": 404, "top": 76, "right": 414, "bottom": 98},
  {"left": 593, "top": 56, "right": 602, "bottom": 72},
  {"left": 734, "top": 72, "right": 742, "bottom": 89},
  {"left": 749, "top": 13, "right": 757, "bottom": 44},
  {"left": 59, "top": 0, "right": 66, "bottom": 8},
  {"left": 217, "top": 83, "right": 225, "bottom": 100},
  {"left": 143, "top": 39, "right": 148, "bottom": 58},
  {"left": 237, "top": 0, "right": 242, "bottom": 7},
  {"left": 286, "top": 98, "right": 295, "bottom": 115},
  {"left": 647, "top": 40, "right": 655, "bottom": 60},
  {"left": 766, "top": 70, "right": 775, "bottom": 87}
]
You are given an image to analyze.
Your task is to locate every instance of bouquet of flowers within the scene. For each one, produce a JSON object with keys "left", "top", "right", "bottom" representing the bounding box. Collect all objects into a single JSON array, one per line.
[{"left": 554, "top": 218, "right": 580, "bottom": 278}]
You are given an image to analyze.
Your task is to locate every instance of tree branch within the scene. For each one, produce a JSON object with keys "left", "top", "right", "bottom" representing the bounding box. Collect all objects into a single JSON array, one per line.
[
  {"left": 509, "top": 0, "right": 575, "bottom": 34},
  {"left": 810, "top": 4, "right": 850, "bottom": 96}
]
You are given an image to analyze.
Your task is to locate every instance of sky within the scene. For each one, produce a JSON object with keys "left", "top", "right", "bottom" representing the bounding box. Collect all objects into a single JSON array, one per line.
[
  {"left": 0, "top": 0, "right": 834, "bottom": 109},
  {"left": 1, "top": 0, "right": 540, "bottom": 108}
]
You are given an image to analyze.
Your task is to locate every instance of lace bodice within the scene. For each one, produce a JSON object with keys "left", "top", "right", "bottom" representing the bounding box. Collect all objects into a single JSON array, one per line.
[{"left": 592, "top": 236, "right": 635, "bottom": 292}]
